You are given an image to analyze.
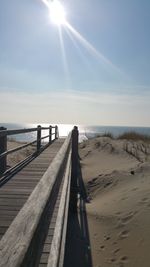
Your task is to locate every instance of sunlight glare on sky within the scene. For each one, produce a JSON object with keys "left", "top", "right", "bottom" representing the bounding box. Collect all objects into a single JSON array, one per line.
[{"left": 0, "top": 0, "right": 150, "bottom": 126}]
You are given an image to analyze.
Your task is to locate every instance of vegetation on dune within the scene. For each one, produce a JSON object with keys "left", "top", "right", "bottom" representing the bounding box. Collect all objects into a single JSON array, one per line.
[
  {"left": 82, "top": 131, "right": 150, "bottom": 145},
  {"left": 117, "top": 131, "right": 150, "bottom": 142},
  {"left": 98, "top": 132, "right": 114, "bottom": 139}
]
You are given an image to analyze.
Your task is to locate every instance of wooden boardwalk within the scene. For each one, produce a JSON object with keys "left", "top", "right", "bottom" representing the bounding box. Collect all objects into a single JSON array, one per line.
[
  {"left": 0, "top": 139, "right": 64, "bottom": 239},
  {"left": 0, "top": 138, "right": 65, "bottom": 241},
  {"left": 0, "top": 126, "right": 79, "bottom": 267},
  {"left": 0, "top": 139, "right": 64, "bottom": 267}
]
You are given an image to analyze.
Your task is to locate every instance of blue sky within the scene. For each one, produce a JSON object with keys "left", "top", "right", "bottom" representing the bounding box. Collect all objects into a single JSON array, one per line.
[{"left": 0, "top": 0, "right": 150, "bottom": 126}]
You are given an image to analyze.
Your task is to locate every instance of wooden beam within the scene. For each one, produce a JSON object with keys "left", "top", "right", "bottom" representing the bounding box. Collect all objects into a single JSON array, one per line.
[
  {"left": 70, "top": 126, "right": 79, "bottom": 212},
  {"left": 0, "top": 127, "right": 7, "bottom": 176},
  {"left": 47, "top": 152, "right": 71, "bottom": 267}
]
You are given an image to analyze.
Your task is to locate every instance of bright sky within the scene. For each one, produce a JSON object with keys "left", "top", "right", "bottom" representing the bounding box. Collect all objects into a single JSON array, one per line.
[{"left": 0, "top": 0, "right": 150, "bottom": 126}]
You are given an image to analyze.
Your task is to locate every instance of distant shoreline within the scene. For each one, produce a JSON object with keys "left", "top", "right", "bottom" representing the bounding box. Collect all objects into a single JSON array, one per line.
[{"left": 1, "top": 123, "right": 150, "bottom": 143}]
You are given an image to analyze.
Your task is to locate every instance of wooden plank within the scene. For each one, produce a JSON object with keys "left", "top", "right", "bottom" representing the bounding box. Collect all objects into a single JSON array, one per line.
[
  {"left": 0, "top": 194, "right": 28, "bottom": 199},
  {"left": 0, "top": 210, "right": 19, "bottom": 216},
  {"left": 45, "top": 235, "right": 53, "bottom": 244},
  {"left": 42, "top": 244, "right": 51, "bottom": 253},
  {"left": 0, "top": 199, "right": 26, "bottom": 205},
  {"left": 0, "top": 136, "right": 70, "bottom": 267},
  {"left": 40, "top": 253, "right": 49, "bottom": 264},
  {"left": 0, "top": 226, "right": 8, "bottom": 235}
]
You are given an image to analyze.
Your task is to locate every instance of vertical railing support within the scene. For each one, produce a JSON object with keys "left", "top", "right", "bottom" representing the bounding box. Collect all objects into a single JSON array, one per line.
[
  {"left": 70, "top": 126, "right": 79, "bottom": 212},
  {"left": 55, "top": 125, "right": 58, "bottom": 140},
  {"left": 0, "top": 127, "right": 7, "bottom": 176},
  {"left": 49, "top": 125, "right": 52, "bottom": 144},
  {"left": 37, "top": 125, "right": 41, "bottom": 152}
]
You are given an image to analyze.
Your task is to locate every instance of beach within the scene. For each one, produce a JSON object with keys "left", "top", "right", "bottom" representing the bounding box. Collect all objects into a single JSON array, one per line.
[
  {"left": 7, "top": 140, "right": 35, "bottom": 167},
  {"left": 6, "top": 136, "right": 150, "bottom": 267},
  {"left": 79, "top": 136, "right": 150, "bottom": 267}
]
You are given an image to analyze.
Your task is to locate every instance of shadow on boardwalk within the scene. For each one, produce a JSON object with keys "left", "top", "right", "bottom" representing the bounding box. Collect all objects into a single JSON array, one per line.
[{"left": 64, "top": 161, "right": 93, "bottom": 267}]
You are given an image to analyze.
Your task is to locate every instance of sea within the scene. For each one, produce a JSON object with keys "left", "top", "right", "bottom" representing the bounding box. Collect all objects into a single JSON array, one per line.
[{"left": 0, "top": 123, "right": 150, "bottom": 143}]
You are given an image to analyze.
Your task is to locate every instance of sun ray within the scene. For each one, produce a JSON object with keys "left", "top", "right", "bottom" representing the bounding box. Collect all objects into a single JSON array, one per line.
[
  {"left": 64, "top": 27, "right": 93, "bottom": 72},
  {"left": 65, "top": 22, "right": 124, "bottom": 76},
  {"left": 40, "top": 0, "right": 126, "bottom": 78},
  {"left": 58, "top": 27, "right": 71, "bottom": 90},
  {"left": 41, "top": 0, "right": 51, "bottom": 9}
]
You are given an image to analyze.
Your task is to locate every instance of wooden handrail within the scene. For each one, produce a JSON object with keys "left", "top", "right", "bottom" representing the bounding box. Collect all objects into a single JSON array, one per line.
[
  {"left": 48, "top": 152, "right": 71, "bottom": 267},
  {"left": 0, "top": 140, "right": 37, "bottom": 160},
  {"left": 0, "top": 127, "right": 79, "bottom": 267},
  {"left": 0, "top": 125, "right": 59, "bottom": 176},
  {"left": 0, "top": 126, "right": 56, "bottom": 137}
]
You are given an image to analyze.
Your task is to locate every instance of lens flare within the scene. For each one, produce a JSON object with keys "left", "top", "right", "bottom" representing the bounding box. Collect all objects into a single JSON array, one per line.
[
  {"left": 50, "top": 0, "right": 66, "bottom": 25},
  {"left": 40, "top": 0, "right": 125, "bottom": 78}
]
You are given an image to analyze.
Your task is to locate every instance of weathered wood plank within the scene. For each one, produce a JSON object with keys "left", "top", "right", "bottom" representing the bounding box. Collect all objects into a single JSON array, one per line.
[{"left": 40, "top": 253, "right": 49, "bottom": 264}]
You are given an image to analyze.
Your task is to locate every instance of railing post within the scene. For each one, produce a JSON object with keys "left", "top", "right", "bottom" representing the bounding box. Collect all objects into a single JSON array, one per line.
[
  {"left": 0, "top": 127, "right": 7, "bottom": 176},
  {"left": 37, "top": 125, "right": 41, "bottom": 152},
  {"left": 49, "top": 125, "right": 52, "bottom": 144},
  {"left": 70, "top": 126, "right": 79, "bottom": 212},
  {"left": 55, "top": 125, "right": 58, "bottom": 140}
]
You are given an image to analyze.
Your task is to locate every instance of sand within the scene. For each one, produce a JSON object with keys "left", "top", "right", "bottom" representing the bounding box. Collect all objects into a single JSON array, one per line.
[
  {"left": 79, "top": 137, "right": 150, "bottom": 267},
  {"left": 7, "top": 140, "right": 35, "bottom": 167},
  {"left": 6, "top": 137, "right": 150, "bottom": 266}
]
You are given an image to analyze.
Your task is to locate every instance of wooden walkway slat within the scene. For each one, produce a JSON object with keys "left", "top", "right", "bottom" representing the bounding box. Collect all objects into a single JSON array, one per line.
[{"left": 0, "top": 139, "right": 65, "bottom": 240}]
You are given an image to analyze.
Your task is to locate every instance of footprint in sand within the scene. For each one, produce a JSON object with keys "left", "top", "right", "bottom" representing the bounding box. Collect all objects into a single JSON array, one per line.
[
  {"left": 113, "top": 248, "right": 120, "bottom": 254},
  {"left": 121, "top": 196, "right": 128, "bottom": 201},
  {"left": 110, "top": 258, "right": 116, "bottom": 263},
  {"left": 92, "top": 177, "right": 98, "bottom": 182},
  {"left": 121, "top": 255, "right": 128, "bottom": 262},
  {"left": 104, "top": 236, "right": 111, "bottom": 241},
  {"left": 121, "top": 212, "right": 135, "bottom": 224},
  {"left": 131, "top": 187, "right": 138, "bottom": 192},
  {"left": 119, "top": 230, "right": 129, "bottom": 239},
  {"left": 139, "top": 197, "right": 149, "bottom": 205},
  {"left": 117, "top": 256, "right": 128, "bottom": 267}
]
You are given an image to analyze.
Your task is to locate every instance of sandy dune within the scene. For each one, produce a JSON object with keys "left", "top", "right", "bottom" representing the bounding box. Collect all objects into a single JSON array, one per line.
[
  {"left": 79, "top": 137, "right": 150, "bottom": 267},
  {"left": 7, "top": 141, "right": 35, "bottom": 167},
  {"left": 5, "top": 137, "right": 150, "bottom": 266}
]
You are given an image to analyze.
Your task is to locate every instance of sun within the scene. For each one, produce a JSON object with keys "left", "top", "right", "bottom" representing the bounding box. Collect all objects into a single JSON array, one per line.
[{"left": 50, "top": 0, "right": 66, "bottom": 25}]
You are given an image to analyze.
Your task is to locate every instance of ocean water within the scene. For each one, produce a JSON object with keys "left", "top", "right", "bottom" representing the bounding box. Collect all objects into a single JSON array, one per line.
[{"left": 0, "top": 123, "right": 150, "bottom": 143}]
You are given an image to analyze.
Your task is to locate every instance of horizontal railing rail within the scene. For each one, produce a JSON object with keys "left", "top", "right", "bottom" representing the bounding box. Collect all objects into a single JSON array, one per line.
[
  {"left": 0, "top": 140, "right": 37, "bottom": 160},
  {"left": 0, "top": 126, "right": 79, "bottom": 267},
  {"left": 0, "top": 126, "right": 56, "bottom": 137},
  {"left": 0, "top": 125, "right": 59, "bottom": 177}
]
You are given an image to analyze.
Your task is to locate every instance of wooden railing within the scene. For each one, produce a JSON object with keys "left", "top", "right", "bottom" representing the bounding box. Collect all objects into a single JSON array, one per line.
[
  {"left": 0, "top": 126, "right": 79, "bottom": 267},
  {"left": 0, "top": 125, "right": 59, "bottom": 177}
]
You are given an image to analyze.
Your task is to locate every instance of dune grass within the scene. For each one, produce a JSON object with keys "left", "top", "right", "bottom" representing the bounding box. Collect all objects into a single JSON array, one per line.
[
  {"left": 118, "top": 131, "right": 150, "bottom": 142},
  {"left": 96, "top": 132, "right": 114, "bottom": 139},
  {"left": 96, "top": 131, "right": 150, "bottom": 142}
]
